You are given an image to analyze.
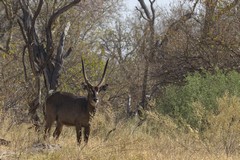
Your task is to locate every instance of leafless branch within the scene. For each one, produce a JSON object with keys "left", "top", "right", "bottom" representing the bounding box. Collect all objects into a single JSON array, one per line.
[
  {"left": 22, "top": 45, "right": 28, "bottom": 81},
  {"left": 63, "top": 47, "right": 72, "bottom": 58},
  {"left": 31, "top": 0, "right": 43, "bottom": 29},
  {"left": 135, "top": 7, "right": 148, "bottom": 20},
  {"left": 17, "top": 19, "right": 27, "bottom": 43},
  {"left": 150, "top": 0, "right": 155, "bottom": 20},
  {"left": 192, "top": 0, "right": 199, "bottom": 13},
  {"left": 1, "top": 0, "right": 12, "bottom": 19},
  {"left": 46, "top": 0, "right": 81, "bottom": 54},
  {"left": 138, "top": 0, "right": 151, "bottom": 19}
]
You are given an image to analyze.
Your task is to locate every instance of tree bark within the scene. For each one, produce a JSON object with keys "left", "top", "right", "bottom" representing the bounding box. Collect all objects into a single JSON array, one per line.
[
  {"left": 137, "top": 0, "right": 156, "bottom": 110},
  {"left": 18, "top": 0, "right": 81, "bottom": 129}
]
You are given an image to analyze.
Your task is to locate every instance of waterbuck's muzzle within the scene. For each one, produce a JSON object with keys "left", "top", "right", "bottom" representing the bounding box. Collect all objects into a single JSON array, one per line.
[{"left": 93, "top": 98, "right": 99, "bottom": 103}]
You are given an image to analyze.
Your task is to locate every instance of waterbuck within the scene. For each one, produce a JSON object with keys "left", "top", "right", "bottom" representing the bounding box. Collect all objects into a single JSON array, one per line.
[{"left": 44, "top": 58, "right": 109, "bottom": 144}]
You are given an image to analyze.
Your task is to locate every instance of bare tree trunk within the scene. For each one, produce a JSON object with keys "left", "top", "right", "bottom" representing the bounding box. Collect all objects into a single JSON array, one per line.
[
  {"left": 137, "top": 0, "right": 156, "bottom": 110},
  {"left": 18, "top": 0, "right": 81, "bottom": 129},
  {"left": 141, "top": 59, "right": 149, "bottom": 110},
  {"left": 202, "top": 0, "right": 217, "bottom": 39}
]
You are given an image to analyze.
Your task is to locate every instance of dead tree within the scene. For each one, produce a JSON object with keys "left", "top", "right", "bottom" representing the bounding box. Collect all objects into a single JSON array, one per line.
[
  {"left": 0, "top": 0, "right": 19, "bottom": 55},
  {"left": 17, "top": 0, "right": 81, "bottom": 129},
  {"left": 136, "top": 0, "right": 156, "bottom": 110}
]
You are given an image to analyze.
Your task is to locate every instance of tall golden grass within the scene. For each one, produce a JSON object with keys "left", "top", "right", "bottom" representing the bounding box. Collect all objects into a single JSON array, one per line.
[{"left": 1, "top": 94, "right": 240, "bottom": 160}]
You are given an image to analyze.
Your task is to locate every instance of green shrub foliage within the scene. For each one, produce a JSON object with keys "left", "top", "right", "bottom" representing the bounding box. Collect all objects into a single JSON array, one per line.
[{"left": 157, "top": 69, "right": 240, "bottom": 129}]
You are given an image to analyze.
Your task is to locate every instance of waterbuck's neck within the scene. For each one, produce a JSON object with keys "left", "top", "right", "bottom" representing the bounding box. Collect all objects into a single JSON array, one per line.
[{"left": 87, "top": 96, "right": 97, "bottom": 116}]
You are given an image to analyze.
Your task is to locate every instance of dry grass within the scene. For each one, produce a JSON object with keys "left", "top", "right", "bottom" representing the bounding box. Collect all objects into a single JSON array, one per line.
[{"left": 1, "top": 99, "right": 240, "bottom": 160}]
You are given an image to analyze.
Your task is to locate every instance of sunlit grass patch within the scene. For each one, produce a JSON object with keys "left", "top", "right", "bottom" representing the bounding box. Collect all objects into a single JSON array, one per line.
[{"left": 1, "top": 103, "right": 240, "bottom": 160}]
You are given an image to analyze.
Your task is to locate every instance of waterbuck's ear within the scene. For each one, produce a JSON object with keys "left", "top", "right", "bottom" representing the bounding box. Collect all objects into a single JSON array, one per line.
[
  {"left": 81, "top": 82, "right": 88, "bottom": 90},
  {"left": 99, "top": 84, "right": 108, "bottom": 92}
]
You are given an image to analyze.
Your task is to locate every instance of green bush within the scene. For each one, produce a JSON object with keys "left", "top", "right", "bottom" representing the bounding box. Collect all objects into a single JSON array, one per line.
[{"left": 157, "top": 69, "right": 240, "bottom": 129}]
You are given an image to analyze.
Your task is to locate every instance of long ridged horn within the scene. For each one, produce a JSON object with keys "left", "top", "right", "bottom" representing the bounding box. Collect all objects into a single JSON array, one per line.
[
  {"left": 97, "top": 59, "right": 109, "bottom": 87},
  {"left": 81, "top": 57, "right": 92, "bottom": 86}
]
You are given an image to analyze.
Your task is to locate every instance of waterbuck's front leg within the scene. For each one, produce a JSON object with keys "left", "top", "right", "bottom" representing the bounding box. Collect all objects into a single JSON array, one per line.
[
  {"left": 44, "top": 117, "right": 54, "bottom": 140},
  {"left": 53, "top": 121, "right": 63, "bottom": 139},
  {"left": 76, "top": 125, "right": 82, "bottom": 145},
  {"left": 84, "top": 125, "right": 90, "bottom": 143}
]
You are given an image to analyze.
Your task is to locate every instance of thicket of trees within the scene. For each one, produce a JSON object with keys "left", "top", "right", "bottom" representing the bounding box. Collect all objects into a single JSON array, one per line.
[{"left": 0, "top": 0, "right": 240, "bottom": 132}]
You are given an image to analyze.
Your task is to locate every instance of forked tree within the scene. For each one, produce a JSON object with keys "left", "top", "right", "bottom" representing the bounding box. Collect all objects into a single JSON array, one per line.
[{"left": 17, "top": 0, "right": 81, "bottom": 128}]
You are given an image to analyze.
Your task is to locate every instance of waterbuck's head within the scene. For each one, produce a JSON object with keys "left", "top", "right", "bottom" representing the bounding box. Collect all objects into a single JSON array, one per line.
[{"left": 81, "top": 58, "right": 109, "bottom": 106}]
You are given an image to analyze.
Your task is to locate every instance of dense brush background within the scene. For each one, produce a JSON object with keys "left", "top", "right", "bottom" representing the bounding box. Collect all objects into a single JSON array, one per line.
[{"left": 1, "top": 0, "right": 240, "bottom": 159}]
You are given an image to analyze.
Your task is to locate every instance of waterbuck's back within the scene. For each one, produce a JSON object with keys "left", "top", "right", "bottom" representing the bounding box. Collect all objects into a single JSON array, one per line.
[{"left": 46, "top": 92, "right": 90, "bottom": 126}]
